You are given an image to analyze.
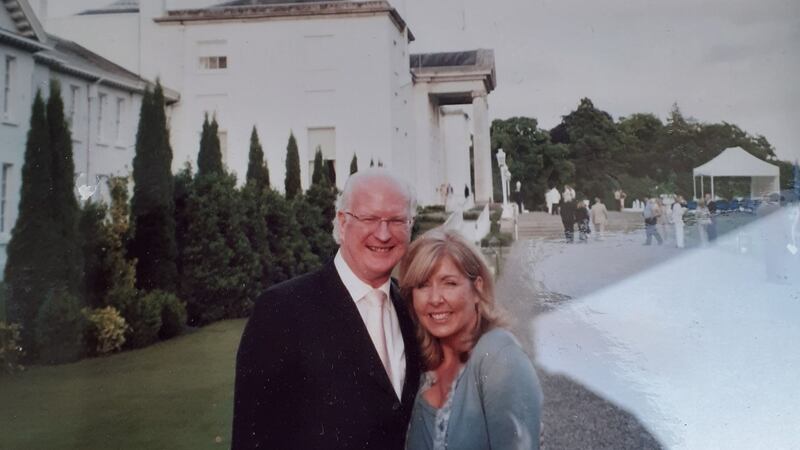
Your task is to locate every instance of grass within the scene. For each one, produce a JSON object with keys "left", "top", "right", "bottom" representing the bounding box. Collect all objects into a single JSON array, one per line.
[{"left": 0, "top": 319, "right": 246, "bottom": 450}]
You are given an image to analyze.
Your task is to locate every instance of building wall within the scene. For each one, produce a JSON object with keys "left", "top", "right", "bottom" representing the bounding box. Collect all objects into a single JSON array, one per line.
[
  {"left": 46, "top": 13, "right": 141, "bottom": 74},
  {"left": 0, "top": 45, "right": 143, "bottom": 278},
  {"left": 158, "top": 13, "right": 403, "bottom": 191},
  {"left": 0, "top": 45, "right": 36, "bottom": 276}
]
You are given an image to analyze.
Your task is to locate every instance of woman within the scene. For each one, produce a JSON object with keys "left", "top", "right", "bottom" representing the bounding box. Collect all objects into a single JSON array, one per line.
[
  {"left": 399, "top": 229, "right": 542, "bottom": 450},
  {"left": 590, "top": 197, "right": 608, "bottom": 240}
]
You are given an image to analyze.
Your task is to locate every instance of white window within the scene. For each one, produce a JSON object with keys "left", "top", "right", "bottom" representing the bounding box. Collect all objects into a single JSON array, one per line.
[
  {"left": 198, "top": 56, "right": 228, "bottom": 70},
  {"left": 3, "top": 56, "right": 15, "bottom": 120},
  {"left": 68, "top": 85, "right": 80, "bottom": 129},
  {"left": 114, "top": 97, "right": 124, "bottom": 143},
  {"left": 1, "top": 163, "right": 10, "bottom": 233},
  {"left": 97, "top": 93, "right": 107, "bottom": 142}
]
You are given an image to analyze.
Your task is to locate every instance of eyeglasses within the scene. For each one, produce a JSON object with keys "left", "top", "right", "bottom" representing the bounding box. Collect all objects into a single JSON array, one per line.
[{"left": 344, "top": 211, "right": 413, "bottom": 231}]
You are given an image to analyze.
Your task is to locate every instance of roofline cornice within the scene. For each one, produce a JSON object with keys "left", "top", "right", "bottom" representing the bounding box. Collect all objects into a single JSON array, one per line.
[
  {"left": 155, "top": 0, "right": 414, "bottom": 41},
  {"left": 0, "top": 27, "right": 50, "bottom": 51}
]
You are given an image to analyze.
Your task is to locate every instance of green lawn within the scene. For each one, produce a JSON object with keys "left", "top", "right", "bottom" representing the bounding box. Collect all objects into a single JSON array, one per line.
[{"left": 0, "top": 319, "right": 246, "bottom": 450}]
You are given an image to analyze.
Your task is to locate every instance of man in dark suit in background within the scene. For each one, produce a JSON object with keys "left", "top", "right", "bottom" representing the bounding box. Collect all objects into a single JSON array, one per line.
[{"left": 232, "top": 169, "right": 421, "bottom": 450}]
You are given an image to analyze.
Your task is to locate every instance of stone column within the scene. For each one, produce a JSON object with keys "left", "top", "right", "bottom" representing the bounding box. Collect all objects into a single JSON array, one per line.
[{"left": 472, "top": 90, "right": 492, "bottom": 204}]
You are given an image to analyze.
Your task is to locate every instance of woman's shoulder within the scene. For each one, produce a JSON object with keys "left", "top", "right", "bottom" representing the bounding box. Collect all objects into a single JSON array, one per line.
[{"left": 473, "top": 328, "right": 521, "bottom": 356}]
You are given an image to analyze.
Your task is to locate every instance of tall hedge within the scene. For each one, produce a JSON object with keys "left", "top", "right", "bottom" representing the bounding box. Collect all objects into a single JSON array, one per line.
[
  {"left": 284, "top": 132, "right": 301, "bottom": 200},
  {"left": 129, "top": 82, "right": 178, "bottom": 293},
  {"left": 246, "top": 125, "right": 270, "bottom": 191}
]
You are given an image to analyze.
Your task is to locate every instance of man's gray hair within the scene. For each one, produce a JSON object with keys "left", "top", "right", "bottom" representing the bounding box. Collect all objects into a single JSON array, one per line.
[{"left": 332, "top": 168, "right": 417, "bottom": 244}]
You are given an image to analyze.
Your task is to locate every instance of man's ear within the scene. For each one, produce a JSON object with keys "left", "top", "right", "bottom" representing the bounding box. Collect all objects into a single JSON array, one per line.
[{"left": 337, "top": 211, "right": 347, "bottom": 240}]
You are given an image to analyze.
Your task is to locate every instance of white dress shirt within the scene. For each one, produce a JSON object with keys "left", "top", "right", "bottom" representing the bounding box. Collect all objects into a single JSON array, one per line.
[{"left": 334, "top": 251, "right": 406, "bottom": 399}]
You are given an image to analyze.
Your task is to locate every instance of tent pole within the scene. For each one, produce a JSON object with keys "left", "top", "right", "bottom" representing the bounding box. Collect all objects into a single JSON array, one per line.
[
  {"left": 701, "top": 176, "right": 704, "bottom": 199},
  {"left": 693, "top": 176, "right": 697, "bottom": 200},
  {"left": 711, "top": 176, "right": 715, "bottom": 200}
]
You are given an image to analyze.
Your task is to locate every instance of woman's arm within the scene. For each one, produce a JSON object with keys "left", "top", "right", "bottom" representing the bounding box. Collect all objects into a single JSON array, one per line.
[{"left": 479, "top": 342, "right": 543, "bottom": 449}]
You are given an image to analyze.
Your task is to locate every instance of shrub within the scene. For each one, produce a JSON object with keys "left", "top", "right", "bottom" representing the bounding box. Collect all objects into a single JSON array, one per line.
[
  {"left": 463, "top": 211, "right": 481, "bottom": 221},
  {"left": 156, "top": 291, "right": 187, "bottom": 340},
  {"left": 35, "top": 290, "right": 86, "bottom": 364},
  {"left": 122, "top": 292, "right": 163, "bottom": 349},
  {"left": 82, "top": 306, "right": 129, "bottom": 356},
  {"left": 0, "top": 321, "right": 25, "bottom": 373}
]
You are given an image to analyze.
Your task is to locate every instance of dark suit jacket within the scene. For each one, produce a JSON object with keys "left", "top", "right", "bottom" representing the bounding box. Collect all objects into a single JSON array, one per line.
[{"left": 232, "top": 260, "right": 422, "bottom": 450}]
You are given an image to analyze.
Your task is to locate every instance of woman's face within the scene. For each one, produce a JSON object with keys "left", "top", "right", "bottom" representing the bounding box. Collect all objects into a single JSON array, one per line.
[{"left": 412, "top": 256, "right": 482, "bottom": 348}]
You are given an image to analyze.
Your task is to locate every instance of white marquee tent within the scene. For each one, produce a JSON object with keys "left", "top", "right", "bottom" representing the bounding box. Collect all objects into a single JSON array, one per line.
[{"left": 692, "top": 147, "right": 780, "bottom": 199}]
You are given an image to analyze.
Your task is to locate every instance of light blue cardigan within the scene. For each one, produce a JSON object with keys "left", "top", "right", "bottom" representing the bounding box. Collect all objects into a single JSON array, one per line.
[{"left": 405, "top": 328, "right": 543, "bottom": 450}]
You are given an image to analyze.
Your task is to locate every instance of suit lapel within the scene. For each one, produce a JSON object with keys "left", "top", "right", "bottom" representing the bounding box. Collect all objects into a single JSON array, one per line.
[{"left": 318, "top": 262, "right": 398, "bottom": 399}]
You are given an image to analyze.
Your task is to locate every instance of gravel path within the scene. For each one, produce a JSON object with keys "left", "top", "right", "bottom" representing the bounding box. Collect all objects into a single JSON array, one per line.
[{"left": 496, "top": 233, "right": 666, "bottom": 450}]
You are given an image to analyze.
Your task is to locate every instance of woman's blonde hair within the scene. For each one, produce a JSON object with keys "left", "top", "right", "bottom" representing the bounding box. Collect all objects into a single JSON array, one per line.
[{"left": 398, "top": 228, "right": 507, "bottom": 370}]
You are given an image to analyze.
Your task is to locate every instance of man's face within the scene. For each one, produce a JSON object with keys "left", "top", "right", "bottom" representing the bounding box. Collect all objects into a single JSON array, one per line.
[{"left": 338, "top": 178, "right": 411, "bottom": 287}]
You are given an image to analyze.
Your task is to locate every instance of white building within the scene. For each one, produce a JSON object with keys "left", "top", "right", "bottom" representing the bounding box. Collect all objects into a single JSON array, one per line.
[
  {"left": 40, "top": 0, "right": 497, "bottom": 206},
  {"left": 0, "top": 0, "right": 162, "bottom": 277}
]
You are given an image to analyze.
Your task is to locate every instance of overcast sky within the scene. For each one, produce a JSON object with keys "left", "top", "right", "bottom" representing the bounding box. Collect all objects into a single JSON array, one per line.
[{"left": 397, "top": 0, "right": 800, "bottom": 162}]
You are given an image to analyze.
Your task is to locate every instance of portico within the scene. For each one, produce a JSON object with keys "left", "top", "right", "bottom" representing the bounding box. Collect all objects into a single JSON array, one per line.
[{"left": 410, "top": 49, "right": 496, "bottom": 207}]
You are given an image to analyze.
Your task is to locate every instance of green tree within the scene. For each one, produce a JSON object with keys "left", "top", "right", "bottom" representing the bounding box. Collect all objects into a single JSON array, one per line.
[
  {"left": 311, "top": 147, "right": 327, "bottom": 186},
  {"left": 129, "top": 82, "right": 178, "bottom": 293},
  {"left": 197, "top": 114, "right": 224, "bottom": 177},
  {"left": 284, "top": 132, "right": 301, "bottom": 199},
  {"left": 550, "top": 98, "right": 624, "bottom": 199},
  {"left": 241, "top": 184, "right": 276, "bottom": 291},
  {"left": 79, "top": 201, "right": 109, "bottom": 308},
  {"left": 4, "top": 90, "right": 54, "bottom": 354},
  {"left": 350, "top": 153, "right": 358, "bottom": 174},
  {"left": 246, "top": 126, "right": 270, "bottom": 190},
  {"left": 103, "top": 177, "right": 138, "bottom": 312},
  {"left": 490, "top": 117, "right": 573, "bottom": 211},
  {"left": 46, "top": 81, "right": 83, "bottom": 297},
  {"left": 180, "top": 173, "right": 261, "bottom": 325}
]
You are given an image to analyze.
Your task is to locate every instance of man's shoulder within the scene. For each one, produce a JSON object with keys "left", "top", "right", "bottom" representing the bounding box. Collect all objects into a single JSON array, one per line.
[{"left": 252, "top": 264, "right": 335, "bottom": 314}]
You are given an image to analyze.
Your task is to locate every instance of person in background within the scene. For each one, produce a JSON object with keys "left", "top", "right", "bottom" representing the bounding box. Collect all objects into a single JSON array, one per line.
[
  {"left": 590, "top": 197, "right": 609, "bottom": 241},
  {"left": 560, "top": 197, "right": 576, "bottom": 243},
  {"left": 671, "top": 195, "right": 687, "bottom": 248},
  {"left": 643, "top": 198, "right": 663, "bottom": 246},
  {"left": 704, "top": 193, "right": 718, "bottom": 242},
  {"left": 575, "top": 200, "right": 590, "bottom": 243},
  {"left": 400, "top": 229, "right": 542, "bottom": 450},
  {"left": 696, "top": 199, "right": 711, "bottom": 246}
]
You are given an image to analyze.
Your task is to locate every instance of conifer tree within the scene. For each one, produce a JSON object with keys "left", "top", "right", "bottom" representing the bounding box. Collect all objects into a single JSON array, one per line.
[
  {"left": 370, "top": 158, "right": 375, "bottom": 168},
  {"left": 241, "top": 183, "right": 276, "bottom": 291},
  {"left": 197, "top": 113, "right": 223, "bottom": 177},
  {"left": 246, "top": 126, "right": 270, "bottom": 190},
  {"left": 284, "top": 132, "right": 301, "bottom": 199},
  {"left": 311, "top": 147, "right": 326, "bottom": 186},
  {"left": 350, "top": 153, "right": 358, "bottom": 175},
  {"left": 4, "top": 90, "right": 54, "bottom": 353},
  {"left": 47, "top": 81, "right": 83, "bottom": 297},
  {"left": 129, "top": 81, "right": 178, "bottom": 293}
]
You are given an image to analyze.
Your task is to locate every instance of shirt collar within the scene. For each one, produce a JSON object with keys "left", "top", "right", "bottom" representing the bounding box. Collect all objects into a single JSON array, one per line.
[{"left": 334, "top": 250, "right": 391, "bottom": 304}]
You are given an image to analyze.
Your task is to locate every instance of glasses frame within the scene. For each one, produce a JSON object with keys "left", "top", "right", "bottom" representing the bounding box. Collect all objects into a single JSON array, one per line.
[{"left": 344, "top": 211, "right": 413, "bottom": 231}]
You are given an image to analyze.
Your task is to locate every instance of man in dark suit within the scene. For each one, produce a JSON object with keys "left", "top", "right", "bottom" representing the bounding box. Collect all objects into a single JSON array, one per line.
[{"left": 232, "top": 169, "right": 421, "bottom": 450}]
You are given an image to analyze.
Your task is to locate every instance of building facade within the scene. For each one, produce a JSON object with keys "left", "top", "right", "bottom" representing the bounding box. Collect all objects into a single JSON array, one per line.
[{"left": 0, "top": 0, "right": 157, "bottom": 277}]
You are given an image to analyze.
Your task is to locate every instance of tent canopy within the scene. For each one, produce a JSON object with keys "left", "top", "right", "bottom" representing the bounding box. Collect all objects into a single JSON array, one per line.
[{"left": 692, "top": 147, "right": 780, "bottom": 199}]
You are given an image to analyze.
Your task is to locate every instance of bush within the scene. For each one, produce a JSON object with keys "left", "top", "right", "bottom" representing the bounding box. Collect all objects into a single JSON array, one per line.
[
  {"left": 82, "top": 306, "right": 129, "bottom": 356},
  {"left": 1, "top": 321, "right": 25, "bottom": 373},
  {"left": 156, "top": 291, "right": 187, "bottom": 340},
  {"left": 122, "top": 292, "right": 163, "bottom": 349},
  {"left": 35, "top": 290, "right": 86, "bottom": 364},
  {"left": 463, "top": 211, "right": 481, "bottom": 221}
]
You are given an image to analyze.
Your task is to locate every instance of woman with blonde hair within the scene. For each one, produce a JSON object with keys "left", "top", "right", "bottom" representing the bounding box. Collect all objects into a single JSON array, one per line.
[{"left": 399, "top": 229, "right": 542, "bottom": 449}]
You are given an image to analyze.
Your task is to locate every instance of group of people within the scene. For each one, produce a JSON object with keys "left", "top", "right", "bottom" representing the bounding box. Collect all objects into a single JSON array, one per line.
[
  {"left": 233, "top": 169, "right": 543, "bottom": 450},
  {"left": 556, "top": 185, "right": 610, "bottom": 244},
  {"left": 641, "top": 193, "right": 718, "bottom": 248}
]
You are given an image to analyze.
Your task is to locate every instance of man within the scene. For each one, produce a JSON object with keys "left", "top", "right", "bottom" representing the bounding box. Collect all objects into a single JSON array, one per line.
[
  {"left": 704, "top": 193, "right": 718, "bottom": 241},
  {"left": 232, "top": 169, "right": 421, "bottom": 449},
  {"left": 643, "top": 198, "right": 663, "bottom": 245}
]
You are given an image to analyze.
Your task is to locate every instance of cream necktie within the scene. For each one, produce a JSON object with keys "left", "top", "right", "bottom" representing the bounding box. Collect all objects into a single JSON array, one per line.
[{"left": 364, "top": 289, "right": 392, "bottom": 381}]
